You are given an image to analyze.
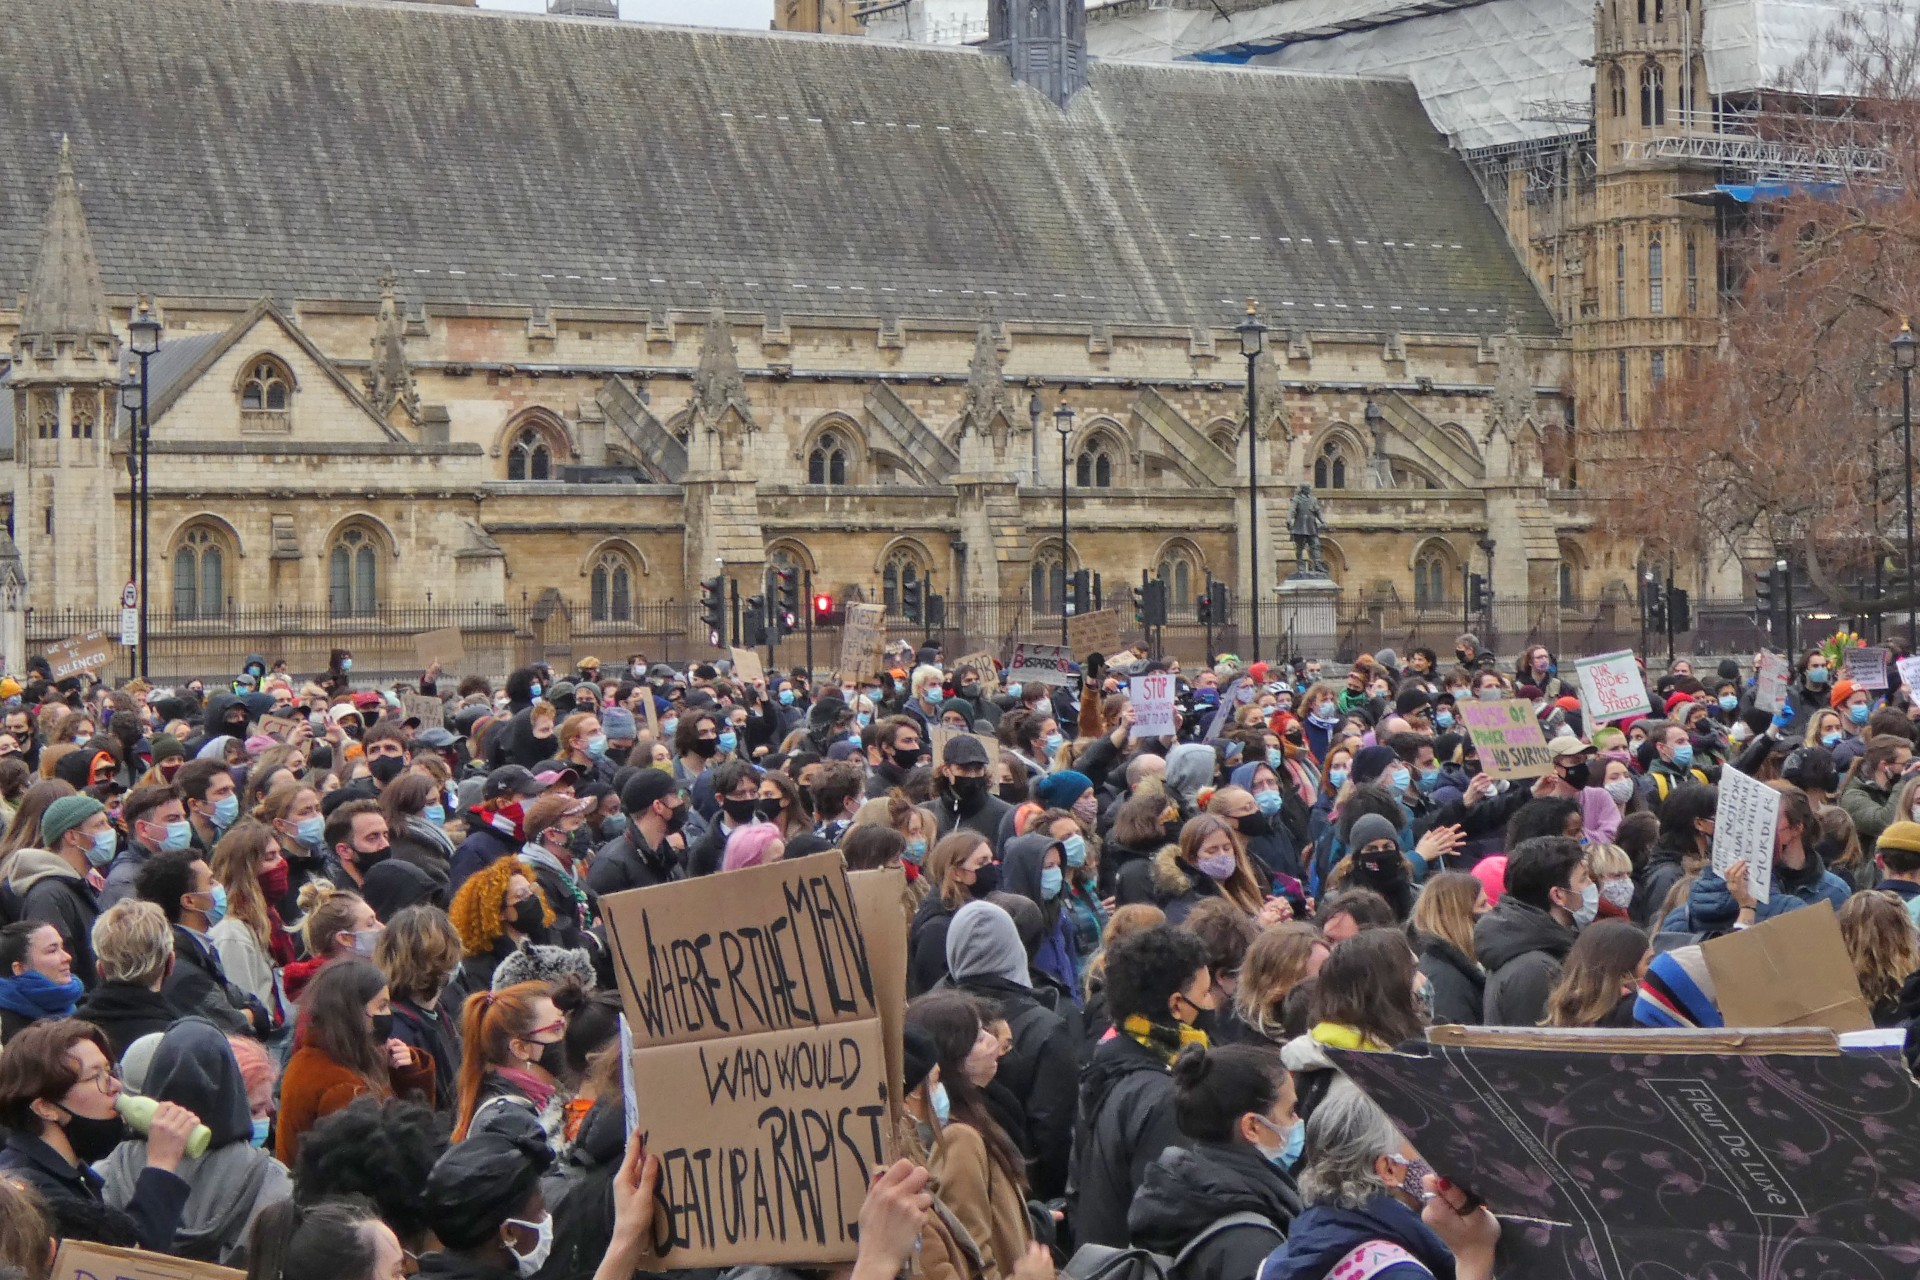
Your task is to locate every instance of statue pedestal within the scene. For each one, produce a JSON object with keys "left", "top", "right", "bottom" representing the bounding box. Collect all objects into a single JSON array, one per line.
[{"left": 1277, "top": 574, "right": 1340, "bottom": 661}]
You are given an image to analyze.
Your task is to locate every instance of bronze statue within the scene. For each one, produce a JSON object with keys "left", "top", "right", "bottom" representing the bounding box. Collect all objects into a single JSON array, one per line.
[{"left": 1289, "top": 484, "right": 1328, "bottom": 575}]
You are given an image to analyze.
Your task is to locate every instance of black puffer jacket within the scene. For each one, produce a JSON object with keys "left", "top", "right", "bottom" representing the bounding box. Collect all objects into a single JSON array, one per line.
[
  {"left": 1473, "top": 897, "right": 1574, "bottom": 1027},
  {"left": 1070, "top": 1033, "right": 1184, "bottom": 1248},
  {"left": 1128, "top": 1142, "right": 1298, "bottom": 1280},
  {"left": 1413, "top": 931, "right": 1486, "bottom": 1027}
]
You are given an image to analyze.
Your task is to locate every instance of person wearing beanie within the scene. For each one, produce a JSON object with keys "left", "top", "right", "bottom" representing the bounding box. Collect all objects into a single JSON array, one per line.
[
  {"left": 1332, "top": 813, "right": 1415, "bottom": 919},
  {"left": 1875, "top": 821, "right": 1920, "bottom": 924},
  {"left": 362, "top": 860, "right": 441, "bottom": 923},
  {"left": 1372, "top": 648, "right": 1400, "bottom": 678},
  {"left": 146, "top": 733, "right": 187, "bottom": 784},
  {"left": 598, "top": 706, "right": 638, "bottom": 757},
  {"left": 7, "top": 794, "right": 110, "bottom": 988},
  {"left": 419, "top": 1115, "right": 555, "bottom": 1280}
]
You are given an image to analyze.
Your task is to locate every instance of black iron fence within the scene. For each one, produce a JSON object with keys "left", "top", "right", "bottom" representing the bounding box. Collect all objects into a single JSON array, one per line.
[{"left": 23, "top": 594, "right": 1846, "bottom": 684}]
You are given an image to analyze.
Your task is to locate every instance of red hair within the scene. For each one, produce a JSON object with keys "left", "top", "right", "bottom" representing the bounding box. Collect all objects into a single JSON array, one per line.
[{"left": 452, "top": 981, "right": 552, "bottom": 1140}]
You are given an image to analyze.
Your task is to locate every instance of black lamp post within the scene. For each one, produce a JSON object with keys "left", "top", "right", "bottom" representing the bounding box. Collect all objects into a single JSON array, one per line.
[
  {"left": 119, "top": 369, "right": 141, "bottom": 648},
  {"left": 1054, "top": 402, "right": 1075, "bottom": 644},
  {"left": 1894, "top": 319, "right": 1916, "bottom": 649},
  {"left": 1235, "top": 300, "right": 1268, "bottom": 660},
  {"left": 127, "top": 299, "right": 161, "bottom": 678},
  {"left": 1028, "top": 389, "right": 1042, "bottom": 486}
]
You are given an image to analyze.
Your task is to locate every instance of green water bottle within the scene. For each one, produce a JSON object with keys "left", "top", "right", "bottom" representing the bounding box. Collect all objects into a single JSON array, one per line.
[{"left": 115, "top": 1093, "right": 213, "bottom": 1159}]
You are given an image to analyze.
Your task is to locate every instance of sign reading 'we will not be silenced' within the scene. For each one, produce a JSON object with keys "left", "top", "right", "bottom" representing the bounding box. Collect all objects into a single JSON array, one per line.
[{"left": 599, "top": 852, "right": 890, "bottom": 1270}]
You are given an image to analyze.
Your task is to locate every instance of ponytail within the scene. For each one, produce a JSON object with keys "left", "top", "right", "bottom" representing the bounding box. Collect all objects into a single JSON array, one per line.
[
  {"left": 452, "top": 981, "right": 552, "bottom": 1140},
  {"left": 245, "top": 1197, "right": 383, "bottom": 1280}
]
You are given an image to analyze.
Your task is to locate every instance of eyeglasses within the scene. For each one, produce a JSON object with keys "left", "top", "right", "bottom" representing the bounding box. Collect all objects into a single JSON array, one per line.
[
  {"left": 74, "top": 1064, "right": 121, "bottom": 1094},
  {"left": 527, "top": 1019, "right": 566, "bottom": 1039}
]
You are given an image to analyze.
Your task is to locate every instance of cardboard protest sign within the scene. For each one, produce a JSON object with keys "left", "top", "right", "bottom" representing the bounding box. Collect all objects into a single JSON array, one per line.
[
  {"left": 43, "top": 632, "right": 114, "bottom": 681},
  {"left": 1065, "top": 607, "right": 1122, "bottom": 658},
  {"left": 1329, "top": 1036, "right": 1920, "bottom": 1278},
  {"left": 930, "top": 725, "right": 1001, "bottom": 769},
  {"left": 847, "top": 867, "right": 910, "bottom": 1140},
  {"left": 1846, "top": 644, "right": 1889, "bottom": 690},
  {"left": 600, "top": 852, "right": 889, "bottom": 1268},
  {"left": 1458, "top": 698, "right": 1552, "bottom": 779},
  {"left": 1711, "top": 765, "right": 1778, "bottom": 902},
  {"left": 1129, "top": 671, "right": 1178, "bottom": 737},
  {"left": 950, "top": 650, "right": 1000, "bottom": 696},
  {"left": 641, "top": 689, "right": 661, "bottom": 739},
  {"left": 1898, "top": 654, "right": 1920, "bottom": 696},
  {"left": 836, "top": 603, "right": 887, "bottom": 683},
  {"left": 413, "top": 626, "right": 465, "bottom": 669},
  {"left": 53, "top": 1240, "right": 243, "bottom": 1280},
  {"left": 401, "top": 693, "right": 444, "bottom": 730},
  {"left": 1704, "top": 899, "right": 1874, "bottom": 1033},
  {"left": 1006, "top": 641, "right": 1075, "bottom": 687},
  {"left": 1754, "top": 650, "right": 1789, "bottom": 713},
  {"left": 726, "top": 647, "right": 764, "bottom": 683},
  {"left": 1573, "top": 650, "right": 1650, "bottom": 722}
]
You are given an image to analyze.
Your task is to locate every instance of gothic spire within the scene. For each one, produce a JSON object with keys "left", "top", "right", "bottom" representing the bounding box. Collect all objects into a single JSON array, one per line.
[
  {"left": 366, "top": 274, "right": 419, "bottom": 422},
  {"left": 689, "top": 295, "right": 752, "bottom": 428},
  {"left": 20, "top": 137, "right": 113, "bottom": 349},
  {"left": 960, "top": 323, "right": 1015, "bottom": 442}
]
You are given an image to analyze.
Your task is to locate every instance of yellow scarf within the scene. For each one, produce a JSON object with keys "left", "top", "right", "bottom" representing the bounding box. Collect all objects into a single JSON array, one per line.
[
  {"left": 1308, "top": 1021, "right": 1390, "bottom": 1052},
  {"left": 1121, "top": 1014, "right": 1210, "bottom": 1066}
]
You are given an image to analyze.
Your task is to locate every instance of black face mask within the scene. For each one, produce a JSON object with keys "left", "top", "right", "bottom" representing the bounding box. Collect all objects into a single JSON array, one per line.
[
  {"left": 890, "top": 746, "right": 924, "bottom": 771},
  {"left": 958, "top": 684, "right": 983, "bottom": 701},
  {"left": 997, "top": 783, "right": 1024, "bottom": 804},
  {"left": 969, "top": 862, "right": 1000, "bottom": 898},
  {"left": 511, "top": 896, "right": 545, "bottom": 935},
  {"left": 1236, "top": 812, "right": 1272, "bottom": 838},
  {"left": 58, "top": 1107, "right": 129, "bottom": 1164},
  {"left": 753, "top": 800, "right": 785, "bottom": 824},
  {"left": 1356, "top": 848, "right": 1409, "bottom": 887},
  {"left": 689, "top": 738, "right": 720, "bottom": 758},
  {"left": 723, "top": 798, "right": 760, "bottom": 825},
  {"left": 950, "top": 775, "right": 989, "bottom": 806},
  {"left": 369, "top": 1012, "right": 394, "bottom": 1042},
  {"left": 535, "top": 1037, "right": 568, "bottom": 1078},
  {"left": 1162, "top": 820, "right": 1186, "bottom": 845},
  {"left": 663, "top": 803, "right": 689, "bottom": 835},
  {"left": 1561, "top": 763, "right": 1591, "bottom": 790},
  {"left": 367, "top": 755, "right": 407, "bottom": 785}
]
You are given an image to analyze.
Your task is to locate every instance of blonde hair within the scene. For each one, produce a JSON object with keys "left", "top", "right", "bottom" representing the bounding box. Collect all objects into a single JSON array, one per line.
[
  {"left": 376, "top": 904, "right": 465, "bottom": 1003},
  {"left": 1233, "top": 921, "right": 1328, "bottom": 1036},
  {"left": 1838, "top": 891, "right": 1920, "bottom": 1013},
  {"left": 1410, "top": 871, "right": 1480, "bottom": 961},
  {"left": 1583, "top": 842, "right": 1632, "bottom": 881},
  {"left": 1083, "top": 903, "right": 1167, "bottom": 998},
  {"left": 296, "top": 880, "right": 369, "bottom": 958},
  {"left": 91, "top": 900, "right": 175, "bottom": 987}
]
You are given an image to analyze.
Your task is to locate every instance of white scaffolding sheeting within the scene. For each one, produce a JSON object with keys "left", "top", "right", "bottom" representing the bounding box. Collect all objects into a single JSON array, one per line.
[{"left": 1700, "top": 0, "right": 1918, "bottom": 96}]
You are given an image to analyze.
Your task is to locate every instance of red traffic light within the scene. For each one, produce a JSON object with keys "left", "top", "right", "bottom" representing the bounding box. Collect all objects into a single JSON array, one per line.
[{"left": 812, "top": 593, "right": 833, "bottom": 616}]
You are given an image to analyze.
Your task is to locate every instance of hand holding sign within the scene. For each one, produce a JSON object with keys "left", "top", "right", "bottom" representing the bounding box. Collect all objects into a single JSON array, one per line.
[{"left": 601, "top": 1126, "right": 663, "bottom": 1274}]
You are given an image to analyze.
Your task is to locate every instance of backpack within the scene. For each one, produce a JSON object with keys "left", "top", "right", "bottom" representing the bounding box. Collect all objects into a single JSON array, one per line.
[{"left": 1062, "top": 1212, "right": 1285, "bottom": 1280}]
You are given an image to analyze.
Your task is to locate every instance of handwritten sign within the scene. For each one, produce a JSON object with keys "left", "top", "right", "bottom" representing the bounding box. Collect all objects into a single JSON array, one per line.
[
  {"left": 949, "top": 651, "right": 1000, "bottom": 696},
  {"left": 600, "top": 852, "right": 889, "bottom": 1268},
  {"left": 1711, "top": 765, "right": 1779, "bottom": 903},
  {"left": 401, "top": 693, "right": 444, "bottom": 730},
  {"left": 1065, "top": 607, "right": 1122, "bottom": 658},
  {"left": 1458, "top": 699, "right": 1552, "bottom": 779},
  {"left": 1006, "top": 641, "right": 1076, "bottom": 687},
  {"left": 930, "top": 725, "right": 1001, "bottom": 769},
  {"left": 1574, "top": 650, "right": 1650, "bottom": 723},
  {"left": 413, "top": 626, "right": 465, "bottom": 669},
  {"left": 1898, "top": 655, "right": 1920, "bottom": 697},
  {"left": 1845, "top": 646, "right": 1888, "bottom": 691},
  {"left": 836, "top": 603, "right": 887, "bottom": 684},
  {"left": 1755, "top": 651, "right": 1790, "bottom": 713},
  {"left": 256, "top": 713, "right": 304, "bottom": 741},
  {"left": 1130, "top": 672, "right": 1178, "bottom": 737},
  {"left": 53, "top": 1240, "right": 243, "bottom": 1280},
  {"left": 43, "top": 632, "right": 114, "bottom": 682},
  {"left": 726, "top": 647, "right": 764, "bottom": 683}
]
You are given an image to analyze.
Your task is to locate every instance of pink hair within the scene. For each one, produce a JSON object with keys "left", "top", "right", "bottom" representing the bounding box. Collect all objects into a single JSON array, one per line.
[
  {"left": 1471, "top": 854, "right": 1509, "bottom": 907},
  {"left": 723, "top": 821, "right": 785, "bottom": 872}
]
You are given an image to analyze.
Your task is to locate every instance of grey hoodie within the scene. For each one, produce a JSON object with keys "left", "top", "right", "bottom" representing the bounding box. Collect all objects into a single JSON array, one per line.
[
  {"left": 944, "top": 900, "right": 1030, "bottom": 987},
  {"left": 99, "top": 1017, "right": 290, "bottom": 1265},
  {"left": 1164, "top": 743, "right": 1218, "bottom": 808}
]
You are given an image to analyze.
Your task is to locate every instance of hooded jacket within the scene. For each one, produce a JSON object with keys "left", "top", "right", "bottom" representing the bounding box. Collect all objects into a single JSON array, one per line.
[
  {"left": 1632, "top": 830, "right": 1699, "bottom": 927},
  {"left": 7, "top": 847, "right": 100, "bottom": 987},
  {"left": 73, "top": 981, "right": 177, "bottom": 1060},
  {"left": 1149, "top": 845, "right": 1226, "bottom": 927},
  {"left": 1164, "top": 744, "right": 1218, "bottom": 812},
  {"left": 997, "top": 834, "right": 1078, "bottom": 994},
  {"left": 1128, "top": 1142, "right": 1299, "bottom": 1280},
  {"left": 1257, "top": 1193, "right": 1457, "bottom": 1280},
  {"left": 1659, "top": 867, "right": 1814, "bottom": 935},
  {"left": 1071, "top": 1031, "right": 1186, "bottom": 1248},
  {"left": 98, "top": 1018, "right": 290, "bottom": 1265},
  {"left": 1473, "top": 896, "right": 1575, "bottom": 1027},
  {"left": 200, "top": 693, "right": 252, "bottom": 747},
  {"left": 1412, "top": 932, "right": 1485, "bottom": 1028},
  {"left": 909, "top": 888, "right": 967, "bottom": 997}
]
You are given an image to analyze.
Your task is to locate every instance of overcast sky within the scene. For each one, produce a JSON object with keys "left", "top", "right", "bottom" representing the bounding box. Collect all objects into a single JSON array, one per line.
[{"left": 476, "top": 0, "right": 775, "bottom": 27}]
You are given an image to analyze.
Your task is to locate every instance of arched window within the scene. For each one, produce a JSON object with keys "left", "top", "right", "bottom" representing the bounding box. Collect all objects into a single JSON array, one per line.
[
  {"left": 1648, "top": 239, "right": 1665, "bottom": 314},
  {"left": 1609, "top": 66, "right": 1627, "bottom": 118},
  {"left": 1413, "top": 547, "right": 1450, "bottom": 610},
  {"left": 172, "top": 525, "right": 225, "bottom": 620},
  {"left": 1031, "top": 552, "right": 1066, "bottom": 615},
  {"left": 882, "top": 547, "right": 926, "bottom": 616},
  {"left": 1313, "top": 440, "right": 1349, "bottom": 489},
  {"left": 1640, "top": 63, "right": 1665, "bottom": 127},
  {"left": 328, "top": 527, "right": 379, "bottom": 618},
  {"left": 590, "top": 550, "right": 635, "bottom": 623},
  {"left": 1155, "top": 550, "right": 1197, "bottom": 613},
  {"left": 508, "top": 428, "right": 553, "bottom": 481},
  {"left": 808, "top": 432, "right": 849, "bottom": 485},
  {"left": 240, "top": 357, "right": 292, "bottom": 413},
  {"left": 1559, "top": 561, "right": 1578, "bottom": 607},
  {"left": 1076, "top": 443, "right": 1114, "bottom": 488},
  {"left": 69, "top": 392, "right": 94, "bottom": 440}
]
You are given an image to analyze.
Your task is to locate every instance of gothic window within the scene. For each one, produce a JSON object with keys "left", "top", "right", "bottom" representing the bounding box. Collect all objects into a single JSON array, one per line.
[
  {"left": 508, "top": 428, "right": 553, "bottom": 481},
  {"left": 808, "top": 431, "right": 849, "bottom": 485},
  {"left": 1651, "top": 350, "right": 1666, "bottom": 384},
  {"left": 172, "top": 525, "right": 225, "bottom": 620},
  {"left": 1155, "top": 547, "right": 1199, "bottom": 612},
  {"left": 240, "top": 357, "right": 292, "bottom": 413},
  {"left": 1313, "top": 440, "right": 1349, "bottom": 489},
  {"left": 1617, "top": 351, "right": 1631, "bottom": 422},
  {"left": 882, "top": 547, "right": 926, "bottom": 615},
  {"left": 1648, "top": 239, "right": 1665, "bottom": 314},
  {"left": 1030, "top": 552, "right": 1066, "bottom": 615},
  {"left": 590, "top": 550, "right": 635, "bottom": 623},
  {"left": 328, "top": 527, "right": 379, "bottom": 618},
  {"left": 69, "top": 391, "right": 94, "bottom": 440},
  {"left": 1075, "top": 444, "right": 1114, "bottom": 488},
  {"left": 1636, "top": 0, "right": 1647, "bottom": 21},
  {"left": 1413, "top": 548, "right": 1450, "bottom": 610},
  {"left": 1615, "top": 241, "right": 1626, "bottom": 314},
  {"left": 31, "top": 392, "right": 57, "bottom": 441},
  {"left": 1686, "top": 239, "right": 1699, "bottom": 311},
  {"left": 1640, "top": 64, "right": 1665, "bottom": 127},
  {"left": 1559, "top": 561, "right": 1578, "bottom": 607},
  {"left": 1608, "top": 67, "right": 1627, "bottom": 118}
]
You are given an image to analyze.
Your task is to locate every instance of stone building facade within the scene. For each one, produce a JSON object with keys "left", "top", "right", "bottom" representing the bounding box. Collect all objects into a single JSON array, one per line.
[{"left": 0, "top": 0, "right": 1592, "bottom": 672}]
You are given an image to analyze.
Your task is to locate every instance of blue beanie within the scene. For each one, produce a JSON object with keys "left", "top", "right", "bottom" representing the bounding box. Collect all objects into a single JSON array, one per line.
[{"left": 1033, "top": 770, "right": 1093, "bottom": 809}]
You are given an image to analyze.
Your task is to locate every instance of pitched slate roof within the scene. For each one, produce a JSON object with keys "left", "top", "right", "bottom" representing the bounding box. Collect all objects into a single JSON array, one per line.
[{"left": 0, "top": 0, "right": 1553, "bottom": 337}]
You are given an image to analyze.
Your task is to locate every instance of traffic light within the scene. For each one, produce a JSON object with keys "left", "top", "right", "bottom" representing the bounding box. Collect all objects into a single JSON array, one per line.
[
  {"left": 1132, "top": 585, "right": 1147, "bottom": 625},
  {"left": 1643, "top": 576, "right": 1666, "bottom": 632},
  {"left": 773, "top": 567, "right": 799, "bottom": 635},
  {"left": 813, "top": 592, "right": 833, "bottom": 624},
  {"left": 1144, "top": 579, "right": 1168, "bottom": 626},
  {"left": 1668, "top": 587, "right": 1692, "bottom": 635},
  {"left": 1198, "top": 583, "right": 1231, "bottom": 625},
  {"left": 1752, "top": 567, "right": 1774, "bottom": 628},
  {"left": 1070, "top": 569, "right": 1091, "bottom": 615},
  {"left": 743, "top": 594, "right": 768, "bottom": 647},
  {"left": 700, "top": 576, "right": 727, "bottom": 645},
  {"left": 901, "top": 576, "right": 923, "bottom": 625},
  {"left": 1468, "top": 573, "right": 1492, "bottom": 616},
  {"left": 927, "top": 593, "right": 946, "bottom": 627}
]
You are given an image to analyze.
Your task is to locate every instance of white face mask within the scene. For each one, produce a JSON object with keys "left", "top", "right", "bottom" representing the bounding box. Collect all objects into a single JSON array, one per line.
[
  {"left": 1603, "top": 778, "right": 1635, "bottom": 807},
  {"left": 505, "top": 1214, "right": 554, "bottom": 1277}
]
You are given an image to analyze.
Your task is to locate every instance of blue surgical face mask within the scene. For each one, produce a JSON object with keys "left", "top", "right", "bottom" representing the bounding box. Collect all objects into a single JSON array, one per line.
[
  {"left": 1328, "top": 767, "right": 1349, "bottom": 790},
  {"left": 1005, "top": 683, "right": 1023, "bottom": 700},
  {"left": 857, "top": 712, "right": 872, "bottom": 728},
  {"left": 904, "top": 838, "right": 928, "bottom": 864},
  {"left": 1434, "top": 709, "right": 1455, "bottom": 729},
  {"left": 1389, "top": 767, "right": 1411, "bottom": 793},
  {"left": 1670, "top": 743, "right": 1695, "bottom": 770},
  {"left": 87, "top": 828, "right": 117, "bottom": 867},
  {"left": 930, "top": 1081, "right": 951, "bottom": 1126},
  {"left": 160, "top": 819, "right": 194, "bottom": 853},
  {"left": 250, "top": 1117, "right": 271, "bottom": 1149},
  {"left": 340, "top": 657, "right": 353, "bottom": 672},
  {"left": 778, "top": 689, "right": 796, "bottom": 706},
  {"left": 1718, "top": 694, "right": 1739, "bottom": 713},
  {"left": 717, "top": 730, "right": 738, "bottom": 753},
  {"left": 1267, "top": 747, "right": 1285, "bottom": 770},
  {"left": 1279, "top": 1117, "right": 1305, "bottom": 1167},
  {"left": 1044, "top": 732, "right": 1065, "bottom": 755},
  {"left": 529, "top": 683, "right": 543, "bottom": 700},
  {"left": 1062, "top": 833, "right": 1087, "bottom": 867},
  {"left": 661, "top": 717, "right": 678, "bottom": 738},
  {"left": 600, "top": 813, "right": 629, "bottom": 837},
  {"left": 202, "top": 883, "right": 229, "bottom": 928},
  {"left": 1254, "top": 789, "right": 1284, "bottom": 815},
  {"left": 1807, "top": 667, "right": 1830, "bottom": 685},
  {"left": 1418, "top": 767, "right": 1441, "bottom": 793},
  {"left": 211, "top": 795, "right": 240, "bottom": 830},
  {"left": 1040, "top": 866, "right": 1064, "bottom": 899},
  {"left": 1822, "top": 731, "right": 1842, "bottom": 747},
  {"left": 294, "top": 815, "right": 325, "bottom": 849},
  {"left": 1851, "top": 703, "right": 1871, "bottom": 725},
  {"left": 586, "top": 733, "right": 609, "bottom": 758},
  {"left": 423, "top": 803, "right": 446, "bottom": 825}
]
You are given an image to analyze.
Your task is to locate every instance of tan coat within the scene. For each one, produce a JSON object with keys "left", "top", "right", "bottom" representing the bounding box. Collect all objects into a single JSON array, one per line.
[{"left": 926, "top": 1123, "right": 1030, "bottom": 1280}]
